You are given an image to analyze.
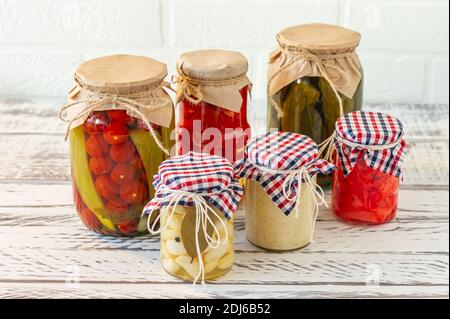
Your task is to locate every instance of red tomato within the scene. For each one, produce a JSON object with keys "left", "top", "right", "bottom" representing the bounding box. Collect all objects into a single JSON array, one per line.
[
  {"left": 103, "top": 122, "right": 129, "bottom": 145},
  {"left": 83, "top": 111, "right": 110, "bottom": 133},
  {"left": 110, "top": 163, "right": 135, "bottom": 184},
  {"left": 89, "top": 157, "right": 113, "bottom": 175},
  {"left": 109, "top": 140, "right": 135, "bottom": 163},
  {"left": 94, "top": 175, "right": 119, "bottom": 200},
  {"left": 106, "top": 197, "right": 130, "bottom": 214},
  {"left": 108, "top": 110, "right": 135, "bottom": 126},
  {"left": 85, "top": 134, "right": 109, "bottom": 157},
  {"left": 137, "top": 119, "right": 161, "bottom": 131},
  {"left": 72, "top": 181, "right": 85, "bottom": 213},
  {"left": 119, "top": 181, "right": 148, "bottom": 205},
  {"left": 130, "top": 153, "right": 144, "bottom": 169},
  {"left": 118, "top": 219, "right": 139, "bottom": 235}
]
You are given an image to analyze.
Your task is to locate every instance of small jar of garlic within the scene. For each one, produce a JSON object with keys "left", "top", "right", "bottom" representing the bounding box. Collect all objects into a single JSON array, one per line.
[{"left": 143, "top": 152, "right": 243, "bottom": 284}]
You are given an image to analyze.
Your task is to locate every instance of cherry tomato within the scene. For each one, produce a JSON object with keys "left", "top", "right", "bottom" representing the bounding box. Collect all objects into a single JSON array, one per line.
[
  {"left": 103, "top": 122, "right": 129, "bottom": 145},
  {"left": 109, "top": 140, "right": 135, "bottom": 163},
  {"left": 72, "top": 181, "right": 85, "bottom": 213},
  {"left": 110, "top": 163, "right": 135, "bottom": 184},
  {"left": 83, "top": 111, "right": 110, "bottom": 133},
  {"left": 130, "top": 153, "right": 144, "bottom": 169},
  {"left": 106, "top": 197, "right": 130, "bottom": 214},
  {"left": 137, "top": 119, "right": 161, "bottom": 131},
  {"left": 94, "top": 175, "right": 119, "bottom": 200},
  {"left": 118, "top": 219, "right": 139, "bottom": 235},
  {"left": 119, "top": 181, "right": 148, "bottom": 205},
  {"left": 85, "top": 134, "right": 109, "bottom": 157},
  {"left": 108, "top": 110, "right": 135, "bottom": 126},
  {"left": 89, "top": 157, "right": 113, "bottom": 176}
]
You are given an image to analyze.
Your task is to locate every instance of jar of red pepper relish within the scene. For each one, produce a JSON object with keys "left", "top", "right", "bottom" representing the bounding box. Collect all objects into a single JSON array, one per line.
[
  {"left": 174, "top": 50, "right": 252, "bottom": 163},
  {"left": 331, "top": 111, "right": 407, "bottom": 225},
  {"left": 59, "top": 54, "right": 175, "bottom": 236}
]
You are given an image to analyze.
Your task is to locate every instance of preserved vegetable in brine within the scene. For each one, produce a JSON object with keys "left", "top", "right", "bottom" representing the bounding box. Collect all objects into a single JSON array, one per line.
[
  {"left": 268, "top": 23, "right": 364, "bottom": 187},
  {"left": 60, "top": 55, "right": 175, "bottom": 236}
]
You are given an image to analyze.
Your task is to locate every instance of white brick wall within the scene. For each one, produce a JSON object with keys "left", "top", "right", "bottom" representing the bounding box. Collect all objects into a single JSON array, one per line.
[{"left": 0, "top": 0, "right": 448, "bottom": 105}]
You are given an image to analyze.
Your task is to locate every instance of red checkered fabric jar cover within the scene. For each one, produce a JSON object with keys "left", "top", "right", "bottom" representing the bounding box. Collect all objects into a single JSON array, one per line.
[
  {"left": 334, "top": 111, "right": 407, "bottom": 178},
  {"left": 143, "top": 152, "right": 243, "bottom": 219},
  {"left": 234, "top": 132, "right": 336, "bottom": 215}
]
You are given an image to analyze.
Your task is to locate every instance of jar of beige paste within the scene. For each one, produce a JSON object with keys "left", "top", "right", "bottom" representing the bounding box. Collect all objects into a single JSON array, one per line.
[{"left": 234, "top": 132, "right": 335, "bottom": 251}]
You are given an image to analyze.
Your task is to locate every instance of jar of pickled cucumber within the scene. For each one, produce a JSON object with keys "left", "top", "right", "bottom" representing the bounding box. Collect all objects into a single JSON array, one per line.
[
  {"left": 267, "top": 23, "right": 364, "bottom": 187},
  {"left": 234, "top": 132, "right": 336, "bottom": 251},
  {"left": 143, "top": 152, "right": 243, "bottom": 283},
  {"left": 59, "top": 54, "right": 175, "bottom": 236},
  {"left": 331, "top": 111, "right": 407, "bottom": 225},
  {"left": 174, "top": 49, "right": 252, "bottom": 163}
]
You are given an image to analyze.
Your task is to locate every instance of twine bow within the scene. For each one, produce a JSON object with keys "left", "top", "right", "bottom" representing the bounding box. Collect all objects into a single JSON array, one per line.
[
  {"left": 58, "top": 83, "right": 174, "bottom": 155},
  {"left": 268, "top": 43, "right": 354, "bottom": 161},
  {"left": 146, "top": 187, "right": 230, "bottom": 285},
  {"left": 253, "top": 163, "right": 328, "bottom": 241}
]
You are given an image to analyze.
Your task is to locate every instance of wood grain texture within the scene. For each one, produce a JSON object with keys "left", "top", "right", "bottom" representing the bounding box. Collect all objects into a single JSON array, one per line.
[
  {"left": 0, "top": 100, "right": 448, "bottom": 299},
  {"left": 0, "top": 282, "right": 448, "bottom": 299}
]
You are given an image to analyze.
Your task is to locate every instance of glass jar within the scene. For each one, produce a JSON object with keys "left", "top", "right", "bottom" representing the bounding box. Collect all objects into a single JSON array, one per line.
[
  {"left": 245, "top": 180, "right": 315, "bottom": 251},
  {"left": 62, "top": 55, "right": 175, "bottom": 236},
  {"left": 175, "top": 49, "right": 252, "bottom": 163},
  {"left": 144, "top": 152, "right": 243, "bottom": 283},
  {"left": 178, "top": 86, "right": 250, "bottom": 163},
  {"left": 160, "top": 206, "right": 234, "bottom": 281},
  {"left": 235, "top": 132, "right": 336, "bottom": 251},
  {"left": 332, "top": 154, "right": 400, "bottom": 224},
  {"left": 267, "top": 23, "right": 364, "bottom": 187},
  {"left": 331, "top": 111, "right": 407, "bottom": 225}
]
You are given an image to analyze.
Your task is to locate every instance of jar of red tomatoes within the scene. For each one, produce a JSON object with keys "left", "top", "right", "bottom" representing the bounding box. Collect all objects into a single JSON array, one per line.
[
  {"left": 331, "top": 111, "right": 407, "bottom": 225},
  {"left": 59, "top": 54, "right": 175, "bottom": 236},
  {"left": 174, "top": 49, "right": 252, "bottom": 163}
]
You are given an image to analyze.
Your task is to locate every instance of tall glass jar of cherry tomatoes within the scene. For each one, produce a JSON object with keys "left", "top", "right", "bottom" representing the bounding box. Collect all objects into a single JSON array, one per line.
[
  {"left": 60, "top": 54, "right": 175, "bottom": 236},
  {"left": 331, "top": 111, "right": 407, "bottom": 225},
  {"left": 174, "top": 50, "right": 252, "bottom": 163}
]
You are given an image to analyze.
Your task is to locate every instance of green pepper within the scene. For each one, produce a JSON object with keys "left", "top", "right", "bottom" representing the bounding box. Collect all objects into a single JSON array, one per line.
[{"left": 70, "top": 127, "right": 116, "bottom": 231}]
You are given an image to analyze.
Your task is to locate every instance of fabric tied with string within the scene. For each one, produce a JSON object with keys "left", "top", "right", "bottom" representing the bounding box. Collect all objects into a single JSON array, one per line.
[
  {"left": 58, "top": 79, "right": 174, "bottom": 155},
  {"left": 234, "top": 132, "right": 336, "bottom": 216},
  {"left": 268, "top": 27, "right": 363, "bottom": 119},
  {"left": 333, "top": 111, "right": 408, "bottom": 178},
  {"left": 142, "top": 152, "right": 243, "bottom": 284},
  {"left": 173, "top": 50, "right": 252, "bottom": 113}
]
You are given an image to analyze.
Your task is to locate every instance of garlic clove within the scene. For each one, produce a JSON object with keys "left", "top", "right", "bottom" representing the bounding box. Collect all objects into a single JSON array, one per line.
[
  {"left": 205, "top": 240, "right": 228, "bottom": 263},
  {"left": 166, "top": 239, "right": 187, "bottom": 256},
  {"left": 175, "top": 255, "right": 200, "bottom": 279},
  {"left": 217, "top": 253, "right": 234, "bottom": 270},
  {"left": 162, "top": 258, "right": 181, "bottom": 273}
]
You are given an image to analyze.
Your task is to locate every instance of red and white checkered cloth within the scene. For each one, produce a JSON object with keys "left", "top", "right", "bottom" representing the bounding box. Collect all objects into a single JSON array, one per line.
[
  {"left": 334, "top": 111, "right": 407, "bottom": 178},
  {"left": 143, "top": 152, "right": 243, "bottom": 219},
  {"left": 234, "top": 132, "right": 336, "bottom": 215}
]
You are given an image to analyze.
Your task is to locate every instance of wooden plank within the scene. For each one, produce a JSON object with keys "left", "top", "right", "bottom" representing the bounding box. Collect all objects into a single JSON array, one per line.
[
  {"left": 1, "top": 182, "right": 447, "bottom": 215},
  {"left": 0, "top": 217, "right": 447, "bottom": 253},
  {"left": 0, "top": 248, "right": 447, "bottom": 286},
  {"left": 0, "top": 282, "right": 447, "bottom": 299}
]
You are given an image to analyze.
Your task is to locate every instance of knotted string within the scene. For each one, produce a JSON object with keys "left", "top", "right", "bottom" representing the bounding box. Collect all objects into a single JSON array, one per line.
[
  {"left": 172, "top": 64, "right": 249, "bottom": 105},
  {"left": 58, "top": 83, "right": 173, "bottom": 155},
  {"left": 318, "top": 131, "right": 405, "bottom": 163},
  {"left": 269, "top": 44, "right": 352, "bottom": 159},
  {"left": 251, "top": 162, "right": 328, "bottom": 241},
  {"left": 146, "top": 187, "right": 230, "bottom": 285}
]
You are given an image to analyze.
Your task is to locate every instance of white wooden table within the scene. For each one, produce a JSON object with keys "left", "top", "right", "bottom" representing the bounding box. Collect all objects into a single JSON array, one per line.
[{"left": 0, "top": 101, "right": 448, "bottom": 299}]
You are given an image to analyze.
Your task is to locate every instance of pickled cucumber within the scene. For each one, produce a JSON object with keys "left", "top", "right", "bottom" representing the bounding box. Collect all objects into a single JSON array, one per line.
[
  {"left": 129, "top": 128, "right": 164, "bottom": 198},
  {"left": 69, "top": 127, "right": 116, "bottom": 231}
]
